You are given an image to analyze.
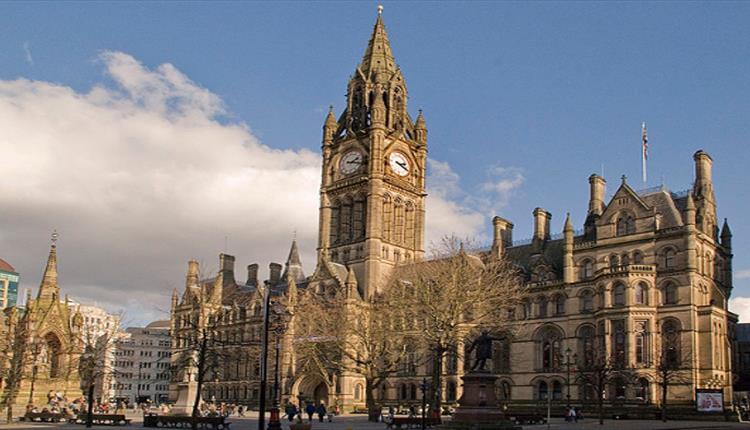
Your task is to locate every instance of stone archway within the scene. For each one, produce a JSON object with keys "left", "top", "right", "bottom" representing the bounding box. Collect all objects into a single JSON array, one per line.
[{"left": 292, "top": 375, "right": 332, "bottom": 408}]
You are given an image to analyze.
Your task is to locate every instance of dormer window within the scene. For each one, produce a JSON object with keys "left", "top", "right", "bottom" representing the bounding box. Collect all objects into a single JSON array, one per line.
[{"left": 616, "top": 215, "right": 636, "bottom": 236}]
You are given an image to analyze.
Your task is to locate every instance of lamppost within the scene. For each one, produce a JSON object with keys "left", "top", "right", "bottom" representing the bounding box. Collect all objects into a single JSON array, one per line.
[
  {"left": 419, "top": 378, "right": 429, "bottom": 430},
  {"left": 267, "top": 306, "right": 289, "bottom": 430},
  {"left": 257, "top": 285, "right": 272, "bottom": 430}
]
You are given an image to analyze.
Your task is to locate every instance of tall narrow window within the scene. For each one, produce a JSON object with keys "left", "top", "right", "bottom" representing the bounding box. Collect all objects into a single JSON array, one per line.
[
  {"left": 382, "top": 196, "right": 393, "bottom": 242},
  {"left": 578, "top": 325, "right": 595, "bottom": 366},
  {"left": 330, "top": 204, "right": 340, "bottom": 245},
  {"left": 635, "top": 282, "right": 647, "bottom": 305},
  {"left": 405, "top": 203, "right": 415, "bottom": 248},
  {"left": 538, "top": 297, "right": 548, "bottom": 318},
  {"left": 612, "top": 319, "right": 626, "bottom": 368},
  {"left": 340, "top": 200, "right": 352, "bottom": 243},
  {"left": 582, "top": 259, "right": 594, "bottom": 279},
  {"left": 664, "top": 282, "right": 678, "bottom": 305},
  {"left": 613, "top": 283, "right": 625, "bottom": 306},
  {"left": 552, "top": 381, "right": 563, "bottom": 400},
  {"left": 662, "top": 320, "right": 681, "bottom": 367},
  {"left": 394, "top": 200, "right": 404, "bottom": 244},
  {"left": 610, "top": 255, "right": 619, "bottom": 269},
  {"left": 635, "top": 321, "right": 648, "bottom": 364},
  {"left": 555, "top": 295, "right": 566, "bottom": 315},
  {"left": 662, "top": 248, "right": 676, "bottom": 270},
  {"left": 538, "top": 382, "right": 548, "bottom": 400},
  {"left": 581, "top": 290, "right": 593, "bottom": 312},
  {"left": 352, "top": 197, "right": 365, "bottom": 239},
  {"left": 633, "top": 250, "right": 644, "bottom": 265}
]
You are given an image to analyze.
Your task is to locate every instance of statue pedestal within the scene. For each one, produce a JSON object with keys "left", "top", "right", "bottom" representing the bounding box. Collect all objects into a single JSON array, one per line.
[
  {"left": 171, "top": 382, "right": 201, "bottom": 416},
  {"left": 451, "top": 371, "right": 505, "bottom": 424}
]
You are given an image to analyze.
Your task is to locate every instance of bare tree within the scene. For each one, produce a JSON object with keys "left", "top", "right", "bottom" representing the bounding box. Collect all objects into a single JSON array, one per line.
[
  {"left": 76, "top": 316, "right": 122, "bottom": 428},
  {"left": 294, "top": 281, "right": 409, "bottom": 421},
  {"left": 654, "top": 325, "right": 690, "bottom": 422},
  {"left": 388, "top": 236, "right": 524, "bottom": 417},
  {"left": 575, "top": 348, "right": 617, "bottom": 426}
]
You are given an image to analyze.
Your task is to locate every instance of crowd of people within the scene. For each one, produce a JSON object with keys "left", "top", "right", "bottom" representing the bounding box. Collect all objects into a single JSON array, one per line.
[{"left": 283, "top": 401, "right": 338, "bottom": 423}]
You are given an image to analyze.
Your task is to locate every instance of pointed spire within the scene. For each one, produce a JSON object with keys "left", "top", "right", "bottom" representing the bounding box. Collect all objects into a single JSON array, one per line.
[
  {"left": 685, "top": 193, "right": 696, "bottom": 226},
  {"left": 282, "top": 239, "right": 305, "bottom": 283},
  {"left": 415, "top": 109, "right": 426, "bottom": 129},
  {"left": 359, "top": 8, "right": 397, "bottom": 77},
  {"left": 345, "top": 266, "right": 361, "bottom": 300},
  {"left": 38, "top": 231, "right": 61, "bottom": 301},
  {"left": 323, "top": 105, "right": 338, "bottom": 144},
  {"left": 564, "top": 212, "right": 573, "bottom": 233},
  {"left": 721, "top": 218, "right": 732, "bottom": 249}
]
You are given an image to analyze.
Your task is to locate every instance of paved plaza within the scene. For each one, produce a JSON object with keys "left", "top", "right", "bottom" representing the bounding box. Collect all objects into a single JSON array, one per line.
[{"left": 1, "top": 415, "right": 749, "bottom": 430}]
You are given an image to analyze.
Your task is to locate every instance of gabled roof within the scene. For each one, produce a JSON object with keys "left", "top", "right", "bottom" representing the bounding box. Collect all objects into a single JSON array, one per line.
[{"left": 0, "top": 258, "right": 15, "bottom": 273}]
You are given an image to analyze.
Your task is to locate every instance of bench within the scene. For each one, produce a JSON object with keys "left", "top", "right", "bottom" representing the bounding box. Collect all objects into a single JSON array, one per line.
[
  {"left": 143, "top": 415, "right": 231, "bottom": 430},
  {"left": 71, "top": 414, "right": 132, "bottom": 426},
  {"left": 508, "top": 413, "right": 547, "bottom": 425},
  {"left": 387, "top": 417, "right": 441, "bottom": 429},
  {"left": 21, "top": 412, "right": 65, "bottom": 422}
]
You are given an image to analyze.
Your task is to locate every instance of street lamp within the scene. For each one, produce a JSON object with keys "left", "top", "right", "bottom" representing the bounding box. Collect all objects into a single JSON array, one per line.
[
  {"left": 564, "top": 347, "right": 574, "bottom": 410},
  {"left": 267, "top": 305, "right": 289, "bottom": 430},
  {"left": 257, "top": 285, "right": 272, "bottom": 430},
  {"left": 419, "top": 378, "right": 429, "bottom": 430}
]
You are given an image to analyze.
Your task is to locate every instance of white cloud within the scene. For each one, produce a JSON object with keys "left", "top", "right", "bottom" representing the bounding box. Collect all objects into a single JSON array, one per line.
[
  {"left": 0, "top": 52, "right": 513, "bottom": 325},
  {"left": 424, "top": 159, "right": 524, "bottom": 248},
  {"left": 730, "top": 297, "right": 750, "bottom": 323},
  {"left": 735, "top": 269, "right": 750, "bottom": 280},
  {"left": 22, "top": 42, "right": 33, "bottom": 66}
]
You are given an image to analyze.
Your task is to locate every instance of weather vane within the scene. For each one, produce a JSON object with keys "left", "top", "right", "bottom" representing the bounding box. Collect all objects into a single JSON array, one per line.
[
  {"left": 51, "top": 229, "right": 59, "bottom": 246},
  {"left": 378, "top": 4, "right": 383, "bottom": 15}
]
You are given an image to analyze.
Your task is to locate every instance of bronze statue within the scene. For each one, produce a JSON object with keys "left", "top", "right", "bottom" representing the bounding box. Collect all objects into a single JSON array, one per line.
[{"left": 467, "top": 330, "right": 501, "bottom": 372}]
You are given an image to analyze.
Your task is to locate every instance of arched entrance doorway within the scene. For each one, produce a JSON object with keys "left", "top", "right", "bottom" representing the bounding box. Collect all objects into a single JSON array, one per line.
[{"left": 293, "top": 375, "right": 332, "bottom": 408}]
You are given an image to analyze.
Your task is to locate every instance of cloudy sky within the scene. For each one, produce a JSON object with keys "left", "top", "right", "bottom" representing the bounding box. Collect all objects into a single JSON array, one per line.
[{"left": 0, "top": 2, "right": 748, "bottom": 325}]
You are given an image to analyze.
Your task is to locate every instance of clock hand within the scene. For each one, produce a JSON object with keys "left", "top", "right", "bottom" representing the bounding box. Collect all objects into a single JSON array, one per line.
[{"left": 396, "top": 161, "right": 407, "bottom": 169}]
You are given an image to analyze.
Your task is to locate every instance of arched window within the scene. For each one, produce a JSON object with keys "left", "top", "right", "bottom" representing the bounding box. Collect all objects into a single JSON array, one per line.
[
  {"left": 538, "top": 297, "right": 548, "bottom": 318},
  {"left": 497, "top": 381, "right": 511, "bottom": 401},
  {"left": 580, "top": 290, "right": 594, "bottom": 313},
  {"left": 393, "top": 200, "right": 405, "bottom": 244},
  {"left": 538, "top": 327, "right": 563, "bottom": 370},
  {"left": 621, "top": 253, "right": 630, "bottom": 266},
  {"left": 635, "top": 282, "right": 647, "bottom": 305},
  {"left": 663, "top": 282, "right": 678, "bottom": 305},
  {"left": 405, "top": 202, "right": 415, "bottom": 248},
  {"left": 340, "top": 198, "right": 352, "bottom": 243},
  {"left": 45, "top": 333, "right": 62, "bottom": 378},
  {"left": 522, "top": 300, "right": 532, "bottom": 319},
  {"left": 633, "top": 250, "right": 644, "bottom": 265},
  {"left": 581, "top": 259, "right": 594, "bottom": 280},
  {"left": 410, "top": 384, "right": 417, "bottom": 400},
  {"left": 382, "top": 196, "right": 393, "bottom": 242},
  {"left": 612, "top": 319, "right": 626, "bottom": 368},
  {"left": 330, "top": 202, "right": 340, "bottom": 245},
  {"left": 552, "top": 381, "right": 563, "bottom": 400},
  {"left": 635, "top": 378, "right": 650, "bottom": 402},
  {"left": 445, "top": 346, "right": 458, "bottom": 374},
  {"left": 352, "top": 196, "right": 366, "bottom": 240},
  {"left": 661, "top": 248, "right": 676, "bottom": 270},
  {"left": 662, "top": 320, "right": 681, "bottom": 367},
  {"left": 538, "top": 381, "right": 548, "bottom": 400},
  {"left": 354, "top": 383, "right": 363, "bottom": 401},
  {"left": 609, "top": 255, "right": 619, "bottom": 269},
  {"left": 613, "top": 283, "right": 626, "bottom": 307},
  {"left": 399, "top": 384, "right": 407, "bottom": 400},
  {"left": 617, "top": 215, "right": 636, "bottom": 236},
  {"left": 635, "top": 321, "right": 648, "bottom": 364},
  {"left": 554, "top": 295, "right": 566, "bottom": 315},
  {"left": 578, "top": 325, "right": 596, "bottom": 366},
  {"left": 492, "top": 338, "right": 511, "bottom": 373}
]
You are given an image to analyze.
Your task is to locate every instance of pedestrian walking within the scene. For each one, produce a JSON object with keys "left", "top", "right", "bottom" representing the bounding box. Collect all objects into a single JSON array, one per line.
[
  {"left": 305, "top": 402, "right": 315, "bottom": 422},
  {"left": 316, "top": 403, "right": 327, "bottom": 422}
]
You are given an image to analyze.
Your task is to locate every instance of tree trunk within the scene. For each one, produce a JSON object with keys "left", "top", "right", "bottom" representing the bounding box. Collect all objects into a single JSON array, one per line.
[
  {"left": 6, "top": 401, "right": 13, "bottom": 423},
  {"left": 431, "top": 349, "right": 444, "bottom": 418},
  {"left": 191, "top": 337, "right": 208, "bottom": 430},
  {"left": 661, "top": 378, "right": 668, "bottom": 422},
  {"left": 597, "top": 386, "right": 604, "bottom": 425},
  {"left": 86, "top": 383, "right": 95, "bottom": 428},
  {"left": 366, "top": 378, "right": 379, "bottom": 422}
]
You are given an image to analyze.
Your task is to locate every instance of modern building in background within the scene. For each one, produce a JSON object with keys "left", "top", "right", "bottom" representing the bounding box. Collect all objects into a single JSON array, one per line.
[
  {"left": 111, "top": 320, "right": 171, "bottom": 405},
  {"left": 733, "top": 323, "right": 750, "bottom": 397},
  {"left": 0, "top": 258, "right": 19, "bottom": 309}
]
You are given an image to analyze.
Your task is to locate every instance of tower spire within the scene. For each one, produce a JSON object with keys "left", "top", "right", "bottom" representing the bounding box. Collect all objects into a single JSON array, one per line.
[
  {"left": 359, "top": 8, "right": 397, "bottom": 77},
  {"left": 38, "top": 230, "right": 61, "bottom": 301}
]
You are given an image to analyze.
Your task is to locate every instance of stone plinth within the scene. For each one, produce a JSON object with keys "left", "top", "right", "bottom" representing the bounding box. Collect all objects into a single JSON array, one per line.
[
  {"left": 452, "top": 372, "right": 504, "bottom": 423},
  {"left": 171, "top": 382, "right": 201, "bottom": 416}
]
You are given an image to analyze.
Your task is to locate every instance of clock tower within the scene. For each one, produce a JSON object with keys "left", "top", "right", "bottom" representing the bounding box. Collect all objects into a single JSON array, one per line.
[{"left": 316, "top": 9, "right": 427, "bottom": 298}]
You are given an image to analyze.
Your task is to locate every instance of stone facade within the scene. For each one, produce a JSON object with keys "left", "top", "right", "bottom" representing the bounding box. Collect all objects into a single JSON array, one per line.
[{"left": 168, "top": 9, "right": 735, "bottom": 414}]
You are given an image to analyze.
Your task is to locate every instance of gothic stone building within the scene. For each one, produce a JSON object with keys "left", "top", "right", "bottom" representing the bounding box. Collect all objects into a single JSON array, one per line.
[
  {"left": 169, "top": 11, "right": 735, "bottom": 412},
  {"left": 0, "top": 241, "right": 84, "bottom": 411}
]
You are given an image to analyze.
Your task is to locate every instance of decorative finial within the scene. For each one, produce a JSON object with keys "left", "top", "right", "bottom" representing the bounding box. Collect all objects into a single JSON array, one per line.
[
  {"left": 418, "top": 108, "right": 423, "bottom": 115},
  {"left": 293, "top": 229, "right": 297, "bottom": 241},
  {"left": 51, "top": 229, "right": 59, "bottom": 247},
  {"left": 621, "top": 174, "right": 627, "bottom": 184},
  {"left": 377, "top": 4, "right": 383, "bottom": 15},
  {"left": 328, "top": 105, "right": 334, "bottom": 113}
]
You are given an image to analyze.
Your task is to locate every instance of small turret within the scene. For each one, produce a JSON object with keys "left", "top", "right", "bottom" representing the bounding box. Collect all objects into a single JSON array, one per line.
[
  {"left": 370, "top": 85, "right": 386, "bottom": 128},
  {"left": 685, "top": 193, "right": 696, "bottom": 226},
  {"left": 171, "top": 288, "right": 179, "bottom": 310},
  {"left": 414, "top": 110, "right": 427, "bottom": 145},
  {"left": 323, "top": 106, "right": 337, "bottom": 145},
  {"left": 186, "top": 260, "right": 199, "bottom": 288},
  {"left": 721, "top": 218, "right": 732, "bottom": 249},
  {"left": 345, "top": 266, "right": 361, "bottom": 300},
  {"left": 588, "top": 174, "right": 606, "bottom": 217},
  {"left": 532, "top": 208, "right": 551, "bottom": 249}
]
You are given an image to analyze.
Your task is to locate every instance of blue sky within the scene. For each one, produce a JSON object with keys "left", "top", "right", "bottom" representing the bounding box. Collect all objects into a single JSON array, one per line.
[{"left": 0, "top": 1, "right": 748, "bottom": 323}]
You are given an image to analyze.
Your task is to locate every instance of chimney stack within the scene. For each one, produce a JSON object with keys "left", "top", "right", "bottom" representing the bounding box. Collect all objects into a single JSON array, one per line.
[
  {"left": 219, "top": 253, "right": 236, "bottom": 284},
  {"left": 588, "top": 174, "right": 606, "bottom": 216},
  {"left": 491, "top": 216, "right": 514, "bottom": 258},
  {"left": 246, "top": 263, "right": 259, "bottom": 287},
  {"left": 186, "top": 260, "right": 199, "bottom": 287},
  {"left": 533, "top": 208, "right": 552, "bottom": 242},
  {"left": 693, "top": 150, "right": 714, "bottom": 198},
  {"left": 269, "top": 263, "right": 282, "bottom": 286}
]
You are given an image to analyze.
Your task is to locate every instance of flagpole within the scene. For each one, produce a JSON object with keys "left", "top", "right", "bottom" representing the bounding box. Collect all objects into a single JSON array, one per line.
[{"left": 641, "top": 122, "right": 648, "bottom": 185}]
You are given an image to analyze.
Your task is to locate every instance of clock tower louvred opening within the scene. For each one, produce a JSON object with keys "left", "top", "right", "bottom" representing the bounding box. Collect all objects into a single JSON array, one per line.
[{"left": 316, "top": 8, "right": 427, "bottom": 298}]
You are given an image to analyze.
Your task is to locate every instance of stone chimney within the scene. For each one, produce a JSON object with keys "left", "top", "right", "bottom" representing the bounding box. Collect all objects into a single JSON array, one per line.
[
  {"left": 219, "top": 253, "right": 236, "bottom": 285},
  {"left": 588, "top": 174, "right": 606, "bottom": 216},
  {"left": 533, "top": 208, "right": 552, "bottom": 242},
  {"left": 269, "top": 263, "right": 282, "bottom": 286},
  {"left": 186, "top": 260, "right": 199, "bottom": 287},
  {"left": 693, "top": 150, "right": 714, "bottom": 197},
  {"left": 246, "top": 263, "right": 259, "bottom": 287},
  {"left": 491, "top": 216, "right": 514, "bottom": 258}
]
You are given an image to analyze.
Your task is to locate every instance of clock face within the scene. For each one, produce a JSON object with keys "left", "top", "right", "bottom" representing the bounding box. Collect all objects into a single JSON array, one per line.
[
  {"left": 340, "top": 150, "right": 364, "bottom": 174},
  {"left": 389, "top": 152, "right": 410, "bottom": 177}
]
